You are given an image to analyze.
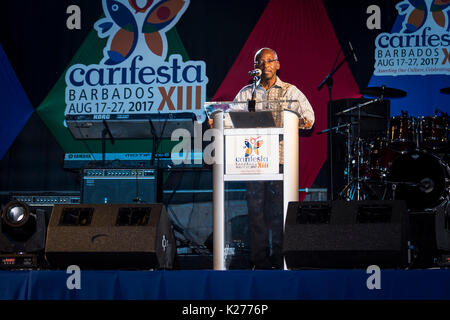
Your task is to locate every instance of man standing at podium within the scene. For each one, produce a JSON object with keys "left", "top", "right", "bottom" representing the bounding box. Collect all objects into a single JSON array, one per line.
[{"left": 233, "top": 47, "right": 315, "bottom": 269}]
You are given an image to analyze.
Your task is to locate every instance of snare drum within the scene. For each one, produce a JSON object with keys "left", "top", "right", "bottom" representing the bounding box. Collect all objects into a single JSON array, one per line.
[{"left": 420, "top": 115, "right": 449, "bottom": 150}]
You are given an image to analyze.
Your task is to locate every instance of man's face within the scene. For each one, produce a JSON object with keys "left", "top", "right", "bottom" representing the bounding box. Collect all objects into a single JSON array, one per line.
[{"left": 254, "top": 50, "right": 279, "bottom": 81}]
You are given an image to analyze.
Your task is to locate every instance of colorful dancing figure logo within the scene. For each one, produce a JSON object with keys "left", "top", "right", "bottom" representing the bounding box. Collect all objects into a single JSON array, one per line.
[
  {"left": 95, "top": 0, "right": 189, "bottom": 65},
  {"left": 397, "top": 0, "right": 450, "bottom": 33},
  {"left": 244, "top": 137, "right": 263, "bottom": 157},
  {"left": 65, "top": 0, "right": 208, "bottom": 122}
]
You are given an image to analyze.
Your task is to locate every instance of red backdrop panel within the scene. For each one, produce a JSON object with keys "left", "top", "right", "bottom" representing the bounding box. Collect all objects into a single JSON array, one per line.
[{"left": 213, "top": 0, "right": 361, "bottom": 200}]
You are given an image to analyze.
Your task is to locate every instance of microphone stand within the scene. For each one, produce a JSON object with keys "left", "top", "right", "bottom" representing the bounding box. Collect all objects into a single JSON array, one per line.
[
  {"left": 317, "top": 50, "right": 353, "bottom": 201},
  {"left": 248, "top": 76, "right": 260, "bottom": 112}
]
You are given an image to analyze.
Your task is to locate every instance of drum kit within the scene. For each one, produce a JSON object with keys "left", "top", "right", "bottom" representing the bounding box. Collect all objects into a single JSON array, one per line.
[{"left": 325, "top": 86, "right": 450, "bottom": 213}]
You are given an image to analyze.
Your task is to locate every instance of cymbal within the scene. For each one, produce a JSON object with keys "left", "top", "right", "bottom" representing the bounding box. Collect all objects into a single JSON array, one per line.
[
  {"left": 361, "top": 86, "right": 407, "bottom": 98},
  {"left": 440, "top": 87, "right": 450, "bottom": 94}
]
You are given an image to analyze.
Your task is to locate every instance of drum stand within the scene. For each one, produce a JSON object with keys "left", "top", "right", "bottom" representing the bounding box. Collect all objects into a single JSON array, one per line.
[
  {"left": 318, "top": 121, "right": 357, "bottom": 198},
  {"left": 335, "top": 98, "right": 382, "bottom": 201}
]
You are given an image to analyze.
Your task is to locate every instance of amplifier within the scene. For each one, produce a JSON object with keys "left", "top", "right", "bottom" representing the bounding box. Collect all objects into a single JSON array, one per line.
[
  {"left": 9, "top": 193, "right": 81, "bottom": 227},
  {"left": 63, "top": 152, "right": 203, "bottom": 169},
  {"left": 0, "top": 253, "right": 39, "bottom": 270},
  {"left": 82, "top": 168, "right": 157, "bottom": 204},
  {"left": 11, "top": 194, "right": 81, "bottom": 206}
]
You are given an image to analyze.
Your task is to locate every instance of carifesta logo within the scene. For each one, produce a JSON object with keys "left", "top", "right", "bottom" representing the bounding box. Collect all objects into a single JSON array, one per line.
[
  {"left": 232, "top": 136, "right": 270, "bottom": 171},
  {"left": 64, "top": 0, "right": 208, "bottom": 122},
  {"left": 398, "top": 0, "right": 450, "bottom": 33},
  {"left": 244, "top": 136, "right": 263, "bottom": 157},
  {"left": 374, "top": 0, "right": 450, "bottom": 76}
]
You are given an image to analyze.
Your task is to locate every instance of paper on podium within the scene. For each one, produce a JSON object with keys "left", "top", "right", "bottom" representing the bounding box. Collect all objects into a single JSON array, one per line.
[
  {"left": 204, "top": 100, "right": 304, "bottom": 128},
  {"left": 204, "top": 101, "right": 245, "bottom": 128},
  {"left": 228, "top": 111, "right": 276, "bottom": 128}
]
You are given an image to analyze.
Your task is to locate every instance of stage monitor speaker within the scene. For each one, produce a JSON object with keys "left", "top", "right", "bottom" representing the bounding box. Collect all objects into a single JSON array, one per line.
[
  {"left": 45, "top": 203, "right": 175, "bottom": 269},
  {"left": 81, "top": 168, "right": 157, "bottom": 204},
  {"left": 283, "top": 200, "right": 409, "bottom": 269}
]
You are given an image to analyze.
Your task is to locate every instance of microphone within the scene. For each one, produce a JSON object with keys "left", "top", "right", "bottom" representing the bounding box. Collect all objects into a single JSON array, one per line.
[
  {"left": 248, "top": 68, "right": 262, "bottom": 77},
  {"left": 349, "top": 41, "right": 358, "bottom": 62}
]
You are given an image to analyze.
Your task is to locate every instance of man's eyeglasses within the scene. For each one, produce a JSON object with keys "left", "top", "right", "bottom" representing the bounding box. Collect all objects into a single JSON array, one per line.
[{"left": 254, "top": 59, "right": 278, "bottom": 66}]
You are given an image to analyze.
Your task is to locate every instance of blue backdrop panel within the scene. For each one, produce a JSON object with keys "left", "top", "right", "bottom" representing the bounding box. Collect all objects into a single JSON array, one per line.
[
  {"left": 0, "top": 269, "right": 449, "bottom": 300},
  {"left": 368, "top": 6, "right": 450, "bottom": 117},
  {"left": 0, "top": 44, "right": 34, "bottom": 160}
]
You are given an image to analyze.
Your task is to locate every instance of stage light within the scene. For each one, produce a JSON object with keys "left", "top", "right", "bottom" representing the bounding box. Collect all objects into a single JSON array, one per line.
[
  {"left": 1, "top": 200, "right": 36, "bottom": 241},
  {"left": 0, "top": 200, "right": 47, "bottom": 269},
  {"left": 4, "top": 201, "right": 27, "bottom": 225}
]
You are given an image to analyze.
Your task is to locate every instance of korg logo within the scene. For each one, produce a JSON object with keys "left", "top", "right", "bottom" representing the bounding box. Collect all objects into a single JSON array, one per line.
[{"left": 93, "top": 114, "right": 110, "bottom": 120}]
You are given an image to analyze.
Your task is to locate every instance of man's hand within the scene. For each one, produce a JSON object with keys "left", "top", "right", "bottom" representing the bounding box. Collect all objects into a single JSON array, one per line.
[
  {"left": 208, "top": 118, "right": 214, "bottom": 128},
  {"left": 299, "top": 118, "right": 313, "bottom": 130}
]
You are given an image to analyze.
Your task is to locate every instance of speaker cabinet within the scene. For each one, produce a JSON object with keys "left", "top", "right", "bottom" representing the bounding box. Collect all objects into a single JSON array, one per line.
[
  {"left": 45, "top": 203, "right": 175, "bottom": 269},
  {"left": 435, "top": 202, "right": 450, "bottom": 251},
  {"left": 283, "top": 200, "right": 409, "bottom": 269}
]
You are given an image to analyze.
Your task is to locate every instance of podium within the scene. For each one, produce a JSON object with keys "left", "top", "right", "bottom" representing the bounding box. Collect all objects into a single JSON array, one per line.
[{"left": 208, "top": 102, "right": 301, "bottom": 270}]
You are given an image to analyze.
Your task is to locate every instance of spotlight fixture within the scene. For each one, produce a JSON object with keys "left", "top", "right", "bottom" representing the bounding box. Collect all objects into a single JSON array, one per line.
[
  {"left": 1, "top": 200, "right": 36, "bottom": 241},
  {"left": 3, "top": 200, "right": 29, "bottom": 225},
  {"left": 0, "top": 200, "right": 46, "bottom": 269}
]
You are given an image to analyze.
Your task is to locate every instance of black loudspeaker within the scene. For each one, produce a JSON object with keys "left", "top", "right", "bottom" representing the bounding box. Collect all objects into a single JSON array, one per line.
[
  {"left": 283, "top": 200, "right": 409, "bottom": 269},
  {"left": 408, "top": 211, "right": 438, "bottom": 267},
  {"left": 435, "top": 202, "right": 450, "bottom": 251},
  {"left": 327, "top": 98, "right": 390, "bottom": 199},
  {"left": 82, "top": 168, "right": 157, "bottom": 204},
  {"left": 45, "top": 203, "right": 175, "bottom": 269}
]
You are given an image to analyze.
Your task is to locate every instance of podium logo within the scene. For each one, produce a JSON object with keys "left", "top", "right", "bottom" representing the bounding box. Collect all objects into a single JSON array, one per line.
[
  {"left": 232, "top": 136, "right": 269, "bottom": 170},
  {"left": 64, "top": 0, "right": 208, "bottom": 123},
  {"left": 244, "top": 136, "right": 263, "bottom": 157}
]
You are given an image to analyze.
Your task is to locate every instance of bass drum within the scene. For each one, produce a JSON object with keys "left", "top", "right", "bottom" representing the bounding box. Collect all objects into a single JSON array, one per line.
[{"left": 387, "top": 151, "right": 449, "bottom": 211}]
